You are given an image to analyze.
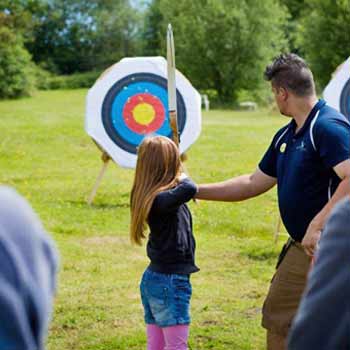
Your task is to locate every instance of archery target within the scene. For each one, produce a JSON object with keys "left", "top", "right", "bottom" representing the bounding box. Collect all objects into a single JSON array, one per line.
[
  {"left": 323, "top": 57, "right": 350, "bottom": 119},
  {"left": 86, "top": 57, "right": 201, "bottom": 168}
]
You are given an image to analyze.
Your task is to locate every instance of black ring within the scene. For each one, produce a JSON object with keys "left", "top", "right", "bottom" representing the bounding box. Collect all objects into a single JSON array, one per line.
[{"left": 340, "top": 78, "right": 350, "bottom": 119}]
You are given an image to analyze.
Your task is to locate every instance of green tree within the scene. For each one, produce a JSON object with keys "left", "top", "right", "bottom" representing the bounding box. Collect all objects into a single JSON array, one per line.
[
  {"left": 279, "top": 0, "right": 310, "bottom": 53},
  {"left": 280, "top": 0, "right": 308, "bottom": 19},
  {"left": 29, "top": 0, "right": 142, "bottom": 74},
  {"left": 144, "top": 0, "right": 288, "bottom": 103},
  {"left": 92, "top": 0, "right": 142, "bottom": 70},
  {"left": 29, "top": 0, "right": 99, "bottom": 73},
  {"left": 297, "top": 0, "right": 350, "bottom": 88},
  {"left": 142, "top": 0, "right": 163, "bottom": 56},
  {"left": 0, "top": 27, "right": 35, "bottom": 98},
  {"left": 0, "top": 0, "right": 47, "bottom": 51}
]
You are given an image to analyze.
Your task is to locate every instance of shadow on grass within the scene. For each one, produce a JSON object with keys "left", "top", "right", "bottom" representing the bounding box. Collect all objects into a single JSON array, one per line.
[
  {"left": 239, "top": 244, "right": 279, "bottom": 262},
  {"left": 66, "top": 199, "right": 129, "bottom": 210},
  {"left": 4, "top": 174, "right": 56, "bottom": 184},
  {"left": 88, "top": 202, "right": 129, "bottom": 210},
  {"left": 82, "top": 333, "right": 145, "bottom": 350}
]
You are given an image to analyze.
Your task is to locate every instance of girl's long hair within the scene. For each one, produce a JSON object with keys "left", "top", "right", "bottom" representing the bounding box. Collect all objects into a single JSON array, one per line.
[{"left": 130, "top": 136, "right": 181, "bottom": 245}]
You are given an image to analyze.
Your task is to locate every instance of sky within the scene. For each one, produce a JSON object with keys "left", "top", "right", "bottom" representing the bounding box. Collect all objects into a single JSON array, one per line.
[{"left": 130, "top": 0, "right": 151, "bottom": 11}]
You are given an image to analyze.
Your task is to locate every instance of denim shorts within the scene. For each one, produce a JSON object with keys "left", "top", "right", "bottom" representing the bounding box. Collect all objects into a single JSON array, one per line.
[{"left": 140, "top": 268, "right": 192, "bottom": 327}]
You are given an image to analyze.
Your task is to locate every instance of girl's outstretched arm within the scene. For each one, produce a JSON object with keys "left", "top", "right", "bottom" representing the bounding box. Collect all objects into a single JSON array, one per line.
[{"left": 152, "top": 178, "right": 197, "bottom": 212}]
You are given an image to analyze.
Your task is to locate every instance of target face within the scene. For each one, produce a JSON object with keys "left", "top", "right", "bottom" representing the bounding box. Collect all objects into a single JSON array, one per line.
[
  {"left": 324, "top": 58, "right": 350, "bottom": 119},
  {"left": 340, "top": 78, "right": 350, "bottom": 118},
  {"left": 101, "top": 73, "right": 186, "bottom": 154},
  {"left": 86, "top": 57, "right": 202, "bottom": 168}
]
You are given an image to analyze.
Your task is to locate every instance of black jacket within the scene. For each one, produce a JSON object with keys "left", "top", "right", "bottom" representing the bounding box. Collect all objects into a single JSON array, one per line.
[{"left": 147, "top": 178, "right": 199, "bottom": 274}]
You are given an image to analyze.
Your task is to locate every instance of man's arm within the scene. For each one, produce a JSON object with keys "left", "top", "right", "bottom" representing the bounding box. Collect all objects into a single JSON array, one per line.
[
  {"left": 302, "top": 159, "right": 350, "bottom": 256},
  {"left": 195, "top": 167, "right": 277, "bottom": 202}
]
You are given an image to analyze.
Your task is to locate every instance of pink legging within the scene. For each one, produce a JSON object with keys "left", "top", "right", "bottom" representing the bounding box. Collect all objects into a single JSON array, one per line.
[{"left": 147, "top": 324, "right": 189, "bottom": 350}]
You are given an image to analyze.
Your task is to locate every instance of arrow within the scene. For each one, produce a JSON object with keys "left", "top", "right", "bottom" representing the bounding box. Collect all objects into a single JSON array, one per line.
[{"left": 167, "top": 23, "right": 180, "bottom": 147}]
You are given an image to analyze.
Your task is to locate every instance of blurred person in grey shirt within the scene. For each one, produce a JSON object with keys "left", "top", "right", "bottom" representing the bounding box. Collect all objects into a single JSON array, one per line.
[
  {"left": 288, "top": 196, "right": 350, "bottom": 350},
  {"left": 0, "top": 186, "right": 59, "bottom": 350}
]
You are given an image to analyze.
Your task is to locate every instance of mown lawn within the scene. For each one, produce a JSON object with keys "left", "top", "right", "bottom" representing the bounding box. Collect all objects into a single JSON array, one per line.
[{"left": 0, "top": 89, "right": 288, "bottom": 349}]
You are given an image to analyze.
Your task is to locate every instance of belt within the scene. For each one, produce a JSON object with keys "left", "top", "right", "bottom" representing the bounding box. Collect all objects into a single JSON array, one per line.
[{"left": 275, "top": 237, "right": 303, "bottom": 269}]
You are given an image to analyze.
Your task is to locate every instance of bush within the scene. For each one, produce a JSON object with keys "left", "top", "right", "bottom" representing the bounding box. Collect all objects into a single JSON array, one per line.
[
  {"left": 33, "top": 65, "right": 53, "bottom": 90},
  {"left": 41, "top": 71, "right": 102, "bottom": 90},
  {"left": 236, "top": 86, "right": 273, "bottom": 108},
  {"left": 0, "top": 27, "right": 35, "bottom": 99}
]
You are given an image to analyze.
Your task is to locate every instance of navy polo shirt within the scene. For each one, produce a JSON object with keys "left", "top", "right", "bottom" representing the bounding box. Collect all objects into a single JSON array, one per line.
[{"left": 259, "top": 100, "right": 350, "bottom": 242}]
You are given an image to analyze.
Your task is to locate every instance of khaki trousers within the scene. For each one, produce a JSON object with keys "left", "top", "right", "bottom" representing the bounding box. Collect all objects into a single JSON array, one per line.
[{"left": 262, "top": 239, "right": 311, "bottom": 349}]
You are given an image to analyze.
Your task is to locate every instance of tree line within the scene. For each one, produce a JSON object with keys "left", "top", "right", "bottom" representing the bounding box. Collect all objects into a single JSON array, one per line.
[{"left": 0, "top": 0, "right": 349, "bottom": 103}]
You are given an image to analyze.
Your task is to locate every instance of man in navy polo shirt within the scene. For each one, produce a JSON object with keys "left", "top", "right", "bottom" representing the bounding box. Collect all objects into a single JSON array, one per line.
[{"left": 196, "top": 53, "right": 350, "bottom": 349}]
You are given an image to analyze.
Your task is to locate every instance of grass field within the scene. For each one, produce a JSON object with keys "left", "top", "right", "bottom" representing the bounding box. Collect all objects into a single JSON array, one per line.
[{"left": 0, "top": 89, "right": 288, "bottom": 349}]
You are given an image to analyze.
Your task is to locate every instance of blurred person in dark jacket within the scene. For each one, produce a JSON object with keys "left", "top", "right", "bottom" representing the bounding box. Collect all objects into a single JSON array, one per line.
[
  {"left": 0, "top": 186, "right": 59, "bottom": 350},
  {"left": 288, "top": 196, "right": 350, "bottom": 350}
]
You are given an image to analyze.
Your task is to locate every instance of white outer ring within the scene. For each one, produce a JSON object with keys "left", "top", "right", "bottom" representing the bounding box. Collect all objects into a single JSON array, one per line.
[{"left": 323, "top": 57, "right": 350, "bottom": 112}]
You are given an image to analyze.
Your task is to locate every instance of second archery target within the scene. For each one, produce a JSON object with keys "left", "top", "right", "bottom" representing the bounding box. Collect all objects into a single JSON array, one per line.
[
  {"left": 86, "top": 57, "right": 201, "bottom": 168},
  {"left": 324, "top": 57, "right": 350, "bottom": 120}
]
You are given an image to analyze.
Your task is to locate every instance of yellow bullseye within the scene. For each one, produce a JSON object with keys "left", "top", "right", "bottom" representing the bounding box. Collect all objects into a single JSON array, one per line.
[{"left": 133, "top": 103, "right": 155, "bottom": 125}]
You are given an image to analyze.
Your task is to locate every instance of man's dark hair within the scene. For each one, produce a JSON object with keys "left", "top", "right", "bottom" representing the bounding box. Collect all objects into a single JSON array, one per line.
[{"left": 264, "top": 53, "right": 315, "bottom": 97}]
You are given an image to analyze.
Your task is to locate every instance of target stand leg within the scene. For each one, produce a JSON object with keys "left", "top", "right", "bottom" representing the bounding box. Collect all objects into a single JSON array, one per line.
[
  {"left": 274, "top": 214, "right": 282, "bottom": 244},
  {"left": 87, "top": 152, "right": 110, "bottom": 205}
]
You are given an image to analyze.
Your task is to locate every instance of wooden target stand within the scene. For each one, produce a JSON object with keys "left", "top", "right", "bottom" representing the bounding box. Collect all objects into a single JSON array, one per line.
[
  {"left": 274, "top": 215, "right": 289, "bottom": 244},
  {"left": 87, "top": 141, "right": 112, "bottom": 205},
  {"left": 274, "top": 215, "right": 282, "bottom": 244}
]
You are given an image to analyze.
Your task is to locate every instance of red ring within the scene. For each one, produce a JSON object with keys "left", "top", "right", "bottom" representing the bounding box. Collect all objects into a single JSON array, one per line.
[{"left": 123, "top": 93, "right": 165, "bottom": 134}]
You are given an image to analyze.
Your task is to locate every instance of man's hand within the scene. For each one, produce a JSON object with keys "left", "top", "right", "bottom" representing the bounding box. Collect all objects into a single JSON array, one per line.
[
  {"left": 302, "top": 161, "right": 350, "bottom": 257},
  {"left": 178, "top": 172, "right": 188, "bottom": 181},
  {"left": 302, "top": 220, "right": 322, "bottom": 256}
]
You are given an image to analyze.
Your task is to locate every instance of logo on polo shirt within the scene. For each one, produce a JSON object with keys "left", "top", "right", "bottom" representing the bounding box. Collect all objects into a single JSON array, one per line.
[
  {"left": 280, "top": 143, "right": 287, "bottom": 153},
  {"left": 296, "top": 141, "right": 306, "bottom": 151}
]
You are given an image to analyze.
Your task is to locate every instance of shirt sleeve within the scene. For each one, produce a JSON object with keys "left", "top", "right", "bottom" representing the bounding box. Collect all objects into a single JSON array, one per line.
[
  {"left": 258, "top": 128, "right": 288, "bottom": 178},
  {"left": 152, "top": 178, "right": 197, "bottom": 213},
  {"left": 288, "top": 198, "right": 350, "bottom": 350},
  {"left": 258, "top": 141, "right": 277, "bottom": 178},
  {"left": 259, "top": 125, "right": 289, "bottom": 178},
  {"left": 314, "top": 117, "right": 350, "bottom": 169}
]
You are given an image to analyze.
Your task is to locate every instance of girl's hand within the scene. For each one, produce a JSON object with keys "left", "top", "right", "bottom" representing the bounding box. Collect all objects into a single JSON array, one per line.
[{"left": 178, "top": 172, "right": 188, "bottom": 181}]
